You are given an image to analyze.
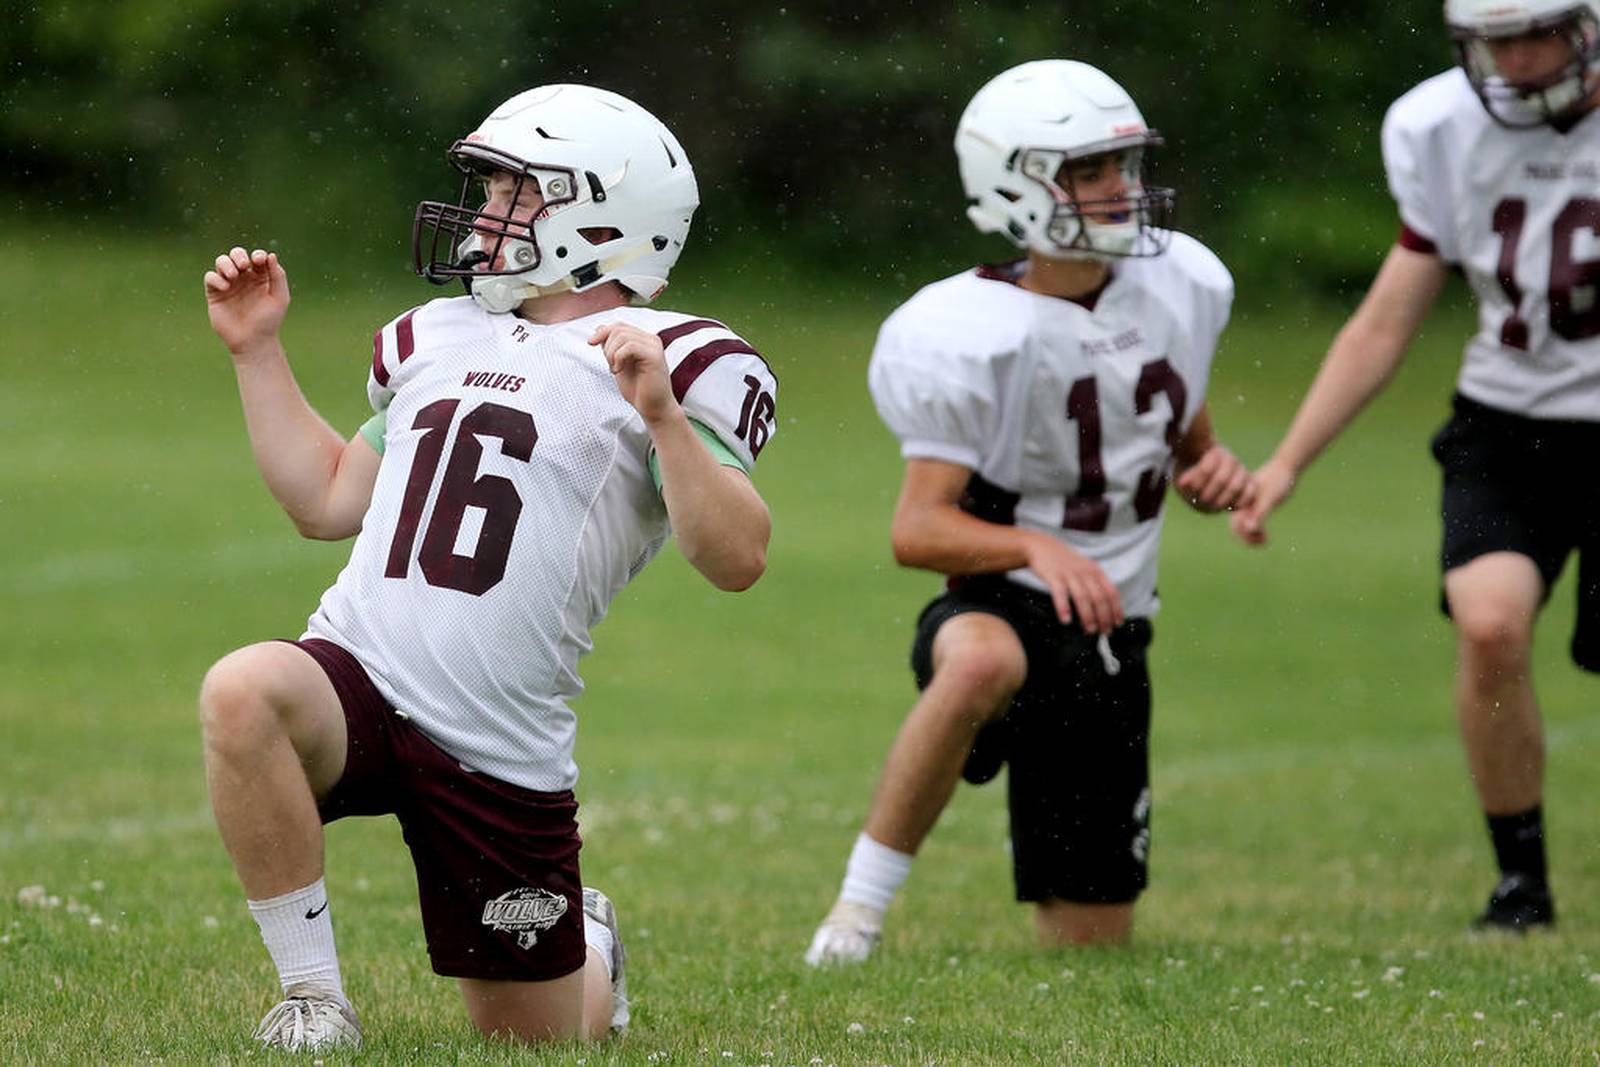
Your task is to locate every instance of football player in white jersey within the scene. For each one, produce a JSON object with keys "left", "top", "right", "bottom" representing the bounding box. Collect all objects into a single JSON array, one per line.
[
  {"left": 1233, "top": 0, "right": 1600, "bottom": 931},
  {"left": 199, "top": 84, "right": 776, "bottom": 1048},
  {"left": 805, "top": 60, "right": 1254, "bottom": 965}
]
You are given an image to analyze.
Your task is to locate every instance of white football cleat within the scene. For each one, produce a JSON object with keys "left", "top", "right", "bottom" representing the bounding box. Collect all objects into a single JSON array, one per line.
[
  {"left": 252, "top": 985, "right": 362, "bottom": 1051},
  {"left": 583, "top": 887, "right": 629, "bottom": 1034},
  {"left": 804, "top": 900, "right": 883, "bottom": 967}
]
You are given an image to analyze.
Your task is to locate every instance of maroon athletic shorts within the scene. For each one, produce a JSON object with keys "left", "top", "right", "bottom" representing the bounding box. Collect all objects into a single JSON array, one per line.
[{"left": 288, "top": 637, "right": 586, "bottom": 982}]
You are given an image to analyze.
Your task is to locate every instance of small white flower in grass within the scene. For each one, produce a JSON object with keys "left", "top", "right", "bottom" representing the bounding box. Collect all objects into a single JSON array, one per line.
[
  {"left": 1060, "top": 968, "right": 1075, "bottom": 980},
  {"left": 1515, "top": 998, "right": 1529, "bottom": 1007},
  {"left": 1323, "top": 1006, "right": 1334, "bottom": 1014},
  {"left": 1288, "top": 977, "right": 1306, "bottom": 988},
  {"left": 1473, "top": 1039, "right": 1485, "bottom": 1050},
  {"left": 946, "top": 956, "right": 960, "bottom": 968},
  {"left": 1552, "top": 1011, "right": 1565, "bottom": 1021},
  {"left": 1144, "top": 978, "right": 1155, "bottom": 987},
  {"left": 89, "top": 880, "right": 104, "bottom": 893},
  {"left": 846, "top": 1022, "right": 865, "bottom": 1036},
  {"left": 88, "top": 915, "right": 103, "bottom": 928},
  {"left": 1473, "top": 1011, "right": 1486, "bottom": 1021},
  {"left": 902, "top": 1016, "right": 915, "bottom": 1025},
  {"left": 1383, "top": 967, "right": 1405, "bottom": 983},
  {"left": 1034, "top": 983, "right": 1050, "bottom": 995},
  {"left": 1352, "top": 989, "right": 1370, "bottom": 1000},
  {"left": 1429, "top": 989, "right": 1443, "bottom": 998},
  {"left": 16, "top": 886, "right": 45, "bottom": 907},
  {"left": 1165, "top": 957, "right": 1187, "bottom": 969},
  {"left": 1258, "top": 1000, "right": 1270, "bottom": 1009},
  {"left": 721, "top": 1053, "right": 733, "bottom": 1059},
  {"left": 1251, "top": 985, "right": 1264, "bottom": 993},
  {"left": 202, "top": 916, "right": 219, "bottom": 930}
]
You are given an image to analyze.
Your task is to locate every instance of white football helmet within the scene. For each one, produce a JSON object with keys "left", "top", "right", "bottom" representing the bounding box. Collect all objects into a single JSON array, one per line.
[
  {"left": 413, "top": 84, "right": 699, "bottom": 313},
  {"left": 956, "top": 60, "right": 1173, "bottom": 261},
  {"left": 1446, "top": 0, "right": 1600, "bottom": 126}
]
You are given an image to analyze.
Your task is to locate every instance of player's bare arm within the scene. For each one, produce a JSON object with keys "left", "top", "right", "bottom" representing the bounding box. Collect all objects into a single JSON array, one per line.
[
  {"left": 204, "top": 246, "right": 380, "bottom": 540},
  {"left": 1232, "top": 244, "right": 1448, "bottom": 545},
  {"left": 590, "top": 321, "right": 770, "bottom": 591},
  {"left": 890, "top": 458, "right": 1123, "bottom": 634},
  {"left": 1173, "top": 406, "right": 1256, "bottom": 514}
]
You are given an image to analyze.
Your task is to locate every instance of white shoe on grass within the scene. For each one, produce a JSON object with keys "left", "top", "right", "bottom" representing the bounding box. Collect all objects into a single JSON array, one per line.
[
  {"left": 804, "top": 899, "right": 883, "bottom": 966},
  {"left": 252, "top": 984, "right": 362, "bottom": 1051},
  {"left": 583, "top": 886, "right": 630, "bottom": 1034}
]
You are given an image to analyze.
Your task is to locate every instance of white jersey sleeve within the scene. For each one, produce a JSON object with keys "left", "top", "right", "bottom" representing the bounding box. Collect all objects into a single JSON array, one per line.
[
  {"left": 868, "top": 300, "right": 1008, "bottom": 470},
  {"left": 1381, "top": 72, "right": 1466, "bottom": 263},
  {"left": 632, "top": 314, "right": 778, "bottom": 470}
]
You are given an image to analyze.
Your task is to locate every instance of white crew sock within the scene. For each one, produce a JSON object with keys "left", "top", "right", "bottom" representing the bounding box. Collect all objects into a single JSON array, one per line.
[
  {"left": 838, "top": 832, "right": 914, "bottom": 913},
  {"left": 246, "top": 878, "right": 346, "bottom": 1002},
  {"left": 583, "top": 913, "right": 616, "bottom": 980}
]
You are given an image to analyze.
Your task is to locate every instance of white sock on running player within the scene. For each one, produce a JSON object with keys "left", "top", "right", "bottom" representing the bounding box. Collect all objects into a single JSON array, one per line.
[
  {"left": 247, "top": 878, "right": 347, "bottom": 1002},
  {"left": 838, "top": 832, "right": 914, "bottom": 913}
]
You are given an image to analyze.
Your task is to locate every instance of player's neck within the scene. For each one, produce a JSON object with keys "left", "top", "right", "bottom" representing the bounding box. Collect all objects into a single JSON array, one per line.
[
  {"left": 515, "top": 282, "right": 631, "bottom": 325},
  {"left": 1018, "top": 252, "right": 1112, "bottom": 302}
]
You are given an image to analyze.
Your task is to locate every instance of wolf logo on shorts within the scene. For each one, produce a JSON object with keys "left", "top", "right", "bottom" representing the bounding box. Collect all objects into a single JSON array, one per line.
[{"left": 482, "top": 888, "right": 569, "bottom": 950}]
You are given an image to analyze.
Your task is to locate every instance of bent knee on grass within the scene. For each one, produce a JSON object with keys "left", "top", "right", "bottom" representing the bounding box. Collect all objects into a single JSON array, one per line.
[
  {"left": 1034, "top": 900, "right": 1134, "bottom": 947},
  {"left": 459, "top": 964, "right": 602, "bottom": 1044}
]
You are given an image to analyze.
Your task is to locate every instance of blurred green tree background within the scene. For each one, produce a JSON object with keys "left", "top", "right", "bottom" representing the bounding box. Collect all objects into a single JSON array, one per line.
[{"left": 3, "top": 0, "right": 1447, "bottom": 298}]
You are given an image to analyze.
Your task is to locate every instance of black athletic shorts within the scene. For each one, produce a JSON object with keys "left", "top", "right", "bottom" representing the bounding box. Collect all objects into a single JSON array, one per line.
[
  {"left": 910, "top": 575, "right": 1154, "bottom": 904},
  {"left": 1432, "top": 393, "right": 1600, "bottom": 672},
  {"left": 289, "top": 637, "right": 587, "bottom": 982}
]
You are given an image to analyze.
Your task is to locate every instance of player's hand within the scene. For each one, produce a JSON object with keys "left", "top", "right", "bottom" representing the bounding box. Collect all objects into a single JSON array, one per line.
[
  {"left": 203, "top": 247, "right": 290, "bottom": 359},
  {"left": 1022, "top": 532, "right": 1124, "bottom": 634},
  {"left": 591, "top": 322, "right": 678, "bottom": 425},
  {"left": 1175, "top": 443, "right": 1256, "bottom": 514},
  {"left": 1229, "top": 457, "right": 1296, "bottom": 546}
]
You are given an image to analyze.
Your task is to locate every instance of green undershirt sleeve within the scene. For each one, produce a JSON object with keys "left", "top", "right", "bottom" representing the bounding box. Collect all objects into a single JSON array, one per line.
[
  {"left": 650, "top": 419, "right": 749, "bottom": 492},
  {"left": 358, "top": 411, "right": 387, "bottom": 455}
]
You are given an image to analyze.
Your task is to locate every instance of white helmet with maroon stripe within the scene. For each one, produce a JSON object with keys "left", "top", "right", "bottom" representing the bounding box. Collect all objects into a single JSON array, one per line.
[
  {"left": 1446, "top": 0, "right": 1600, "bottom": 126},
  {"left": 955, "top": 60, "right": 1174, "bottom": 261},
  {"left": 413, "top": 84, "right": 699, "bottom": 313}
]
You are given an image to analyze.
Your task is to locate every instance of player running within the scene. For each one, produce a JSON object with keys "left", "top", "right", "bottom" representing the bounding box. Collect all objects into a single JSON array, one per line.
[{"left": 1233, "top": 0, "right": 1600, "bottom": 931}]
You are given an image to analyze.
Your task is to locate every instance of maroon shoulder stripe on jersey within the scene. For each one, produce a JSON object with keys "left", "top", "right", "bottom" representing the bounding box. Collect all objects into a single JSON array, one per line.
[
  {"left": 1397, "top": 223, "right": 1438, "bottom": 256},
  {"left": 396, "top": 308, "right": 418, "bottom": 363},
  {"left": 671, "top": 337, "right": 763, "bottom": 403},
  {"left": 656, "top": 317, "right": 726, "bottom": 348},
  {"left": 371, "top": 308, "right": 421, "bottom": 388},
  {"left": 371, "top": 329, "right": 388, "bottom": 387}
]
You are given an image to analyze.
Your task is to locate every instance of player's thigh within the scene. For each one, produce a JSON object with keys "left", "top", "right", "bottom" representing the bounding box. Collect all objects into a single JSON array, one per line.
[
  {"left": 1444, "top": 551, "right": 1545, "bottom": 650},
  {"left": 926, "top": 611, "right": 1029, "bottom": 710},
  {"left": 458, "top": 970, "right": 586, "bottom": 1043},
  {"left": 200, "top": 640, "right": 348, "bottom": 795}
]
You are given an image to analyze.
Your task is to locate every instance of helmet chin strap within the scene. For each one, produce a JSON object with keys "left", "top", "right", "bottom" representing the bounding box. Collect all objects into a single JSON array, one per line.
[{"left": 468, "top": 240, "right": 657, "bottom": 314}]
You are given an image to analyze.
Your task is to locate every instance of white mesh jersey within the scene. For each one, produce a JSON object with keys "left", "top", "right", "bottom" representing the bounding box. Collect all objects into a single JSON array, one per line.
[
  {"left": 868, "top": 232, "right": 1232, "bottom": 619},
  {"left": 1384, "top": 68, "right": 1600, "bottom": 421},
  {"left": 304, "top": 296, "right": 777, "bottom": 791}
]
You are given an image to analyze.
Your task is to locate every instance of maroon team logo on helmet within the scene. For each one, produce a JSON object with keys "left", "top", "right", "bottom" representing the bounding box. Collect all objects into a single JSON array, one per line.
[{"left": 481, "top": 887, "right": 568, "bottom": 950}]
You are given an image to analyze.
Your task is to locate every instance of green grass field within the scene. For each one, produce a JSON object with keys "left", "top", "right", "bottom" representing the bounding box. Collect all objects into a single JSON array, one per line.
[{"left": 3, "top": 232, "right": 1598, "bottom": 1065}]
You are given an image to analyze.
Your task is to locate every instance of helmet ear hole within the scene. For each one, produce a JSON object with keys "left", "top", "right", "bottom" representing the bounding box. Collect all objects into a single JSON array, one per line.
[{"left": 578, "top": 227, "right": 622, "bottom": 245}]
